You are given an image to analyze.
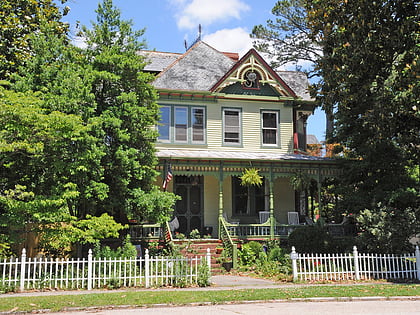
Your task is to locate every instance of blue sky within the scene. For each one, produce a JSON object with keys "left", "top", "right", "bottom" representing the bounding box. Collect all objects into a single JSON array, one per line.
[{"left": 61, "top": 0, "right": 326, "bottom": 142}]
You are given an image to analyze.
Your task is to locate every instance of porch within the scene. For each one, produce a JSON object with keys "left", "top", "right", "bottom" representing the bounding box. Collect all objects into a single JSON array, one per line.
[{"left": 128, "top": 217, "right": 355, "bottom": 243}]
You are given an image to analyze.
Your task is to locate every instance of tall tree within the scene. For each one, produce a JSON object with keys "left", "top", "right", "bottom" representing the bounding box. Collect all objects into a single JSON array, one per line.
[
  {"left": 79, "top": 0, "right": 173, "bottom": 223},
  {"left": 0, "top": 0, "right": 69, "bottom": 80},
  {"left": 251, "top": 0, "right": 334, "bottom": 137},
  {"left": 252, "top": 0, "right": 321, "bottom": 77},
  {"left": 305, "top": 0, "right": 419, "bottom": 252}
]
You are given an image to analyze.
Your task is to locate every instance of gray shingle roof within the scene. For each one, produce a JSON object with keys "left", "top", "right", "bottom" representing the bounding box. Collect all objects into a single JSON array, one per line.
[
  {"left": 152, "top": 41, "right": 236, "bottom": 91},
  {"left": 156, "top": 149, "right": 331, "bottom": 162},
  {"left": 278, "top": 71, "right": 313, "bottom": 101},
  {"left": 138, "top": 51, "right": 181, "bottom": 72}
]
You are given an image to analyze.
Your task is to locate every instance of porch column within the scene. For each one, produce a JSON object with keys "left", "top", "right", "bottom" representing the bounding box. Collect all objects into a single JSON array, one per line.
[
  {"left": 269, "top": 167, "right": 275, "bottom": 239},
  {"left": 218, "top": 161, "right": 224, "bottom": 238},
  {"left": 317, "top": 168, "right": 322, "bottom": 219}
]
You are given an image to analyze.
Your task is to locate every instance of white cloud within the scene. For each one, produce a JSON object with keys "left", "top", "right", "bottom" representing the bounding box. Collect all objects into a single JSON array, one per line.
[
  {"left": 71, "top": 35, "right": 87, "bottom": 49},
  {"left": 203, "top": 27, "right": 253, "bottom": 57},
  {"left": 171, "top": 0, "right": 250, "bottom": 30}
]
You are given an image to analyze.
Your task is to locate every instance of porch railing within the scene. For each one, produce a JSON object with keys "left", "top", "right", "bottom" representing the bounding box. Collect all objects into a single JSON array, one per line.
[
  {"left": 129, "top": 223, "right": 162, "bottom": 241},
  {"left": 226, "top": 222, "right": 300, "bottom": 239},
  {"left": 219, "top": 218, "right": 238, "bottom": 269}
]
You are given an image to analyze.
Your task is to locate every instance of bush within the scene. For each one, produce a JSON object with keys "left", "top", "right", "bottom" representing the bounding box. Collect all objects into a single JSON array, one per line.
[
  {"left": 197, "top": 261, "right": 211, "bottom": 287},
  {"left": 238, "top": 241, "right": 263, "bottom": 265},
  {"left": 288, "top": 224, "right": 333, "bottom": 253},
  {"left": 93, "top": 235, "right": 137, "bottom": 258}
]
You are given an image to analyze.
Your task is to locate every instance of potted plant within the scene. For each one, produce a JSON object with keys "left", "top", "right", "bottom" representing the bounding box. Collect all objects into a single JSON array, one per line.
[
  {"left": 217, "top": 249, "right": 233, "bottom": 272},
  {"left": 240, "top": 168, "right": 263, "bottom": 215}
]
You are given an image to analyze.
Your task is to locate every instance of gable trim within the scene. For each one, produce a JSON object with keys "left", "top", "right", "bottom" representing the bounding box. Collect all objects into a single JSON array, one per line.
[{"left": 211, "top": 48, "right": 297, "bottom": 98}]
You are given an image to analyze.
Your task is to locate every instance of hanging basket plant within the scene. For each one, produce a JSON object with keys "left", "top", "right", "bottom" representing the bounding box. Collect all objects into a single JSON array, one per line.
[
  {"left": 240, "top": 168, "right": 263, "bottom": 187},
  {"left": 290, "top": 172, "right": 312, "bottom": 192}
]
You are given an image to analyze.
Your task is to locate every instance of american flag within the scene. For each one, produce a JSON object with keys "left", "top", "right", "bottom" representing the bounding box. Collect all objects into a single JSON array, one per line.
[{"left": 162, "top": 163, "right": 173, "bottom": 190}]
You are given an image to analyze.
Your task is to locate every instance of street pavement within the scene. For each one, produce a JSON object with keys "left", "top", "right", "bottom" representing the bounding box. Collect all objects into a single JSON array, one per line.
[{"left": 46, "top": 300, "right": 420, "bottom": 315}]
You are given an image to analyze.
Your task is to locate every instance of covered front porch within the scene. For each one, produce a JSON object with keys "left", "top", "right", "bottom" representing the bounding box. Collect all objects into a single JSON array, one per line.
[{"left": 129, "top": 150, "right": 346, "bottom": 243}]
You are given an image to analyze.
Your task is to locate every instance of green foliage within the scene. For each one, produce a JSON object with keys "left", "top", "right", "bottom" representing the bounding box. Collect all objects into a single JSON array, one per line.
[
  {"left": 0, "top": 0, "right": 69, "bottom": 79},
  {"left": 238, "top": 241, "right": 291, "bottom": 279},
  {"left": 288, "top": 224, "right": 333, "bottom": 253},
  {"left": 356, "top": 197, "right": 419, "bottom": 253},
  {"left": 240, "top": 168, "right": 263, "bottom": 187},
  {"left": 252, "top": 0, "right": 320, "bottom": 77},
  {"left": 238, "top": 241, "right": 263, "bottom": 265},
  {"left": 189, "top": 229, "right": 201, "bottom": 239},
  {"left": 0, "top": 0, "right": 178, "bottom": 254},
  {"left": 290, "top": 172, "right": 312, "bottom": 192},
  {"left": 93, "top": 235, "right": 137, "bottom": 258},
  {"left": 304, "top": 0, "right": 420, "bottom": 249},
  {"left": 128, "top": 187, "right": 178, "bottom": 223},
  {"left": 197, "top": 261, "right": 211, "bottom": 287}
]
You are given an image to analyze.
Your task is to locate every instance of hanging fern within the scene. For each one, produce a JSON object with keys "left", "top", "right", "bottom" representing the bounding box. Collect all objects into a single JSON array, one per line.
[
  {"left": 290, "top": 172, "right": 312, "bottom": 191},
  {"left": 240, "top": 168, "right": 263, "bottom": 187}
]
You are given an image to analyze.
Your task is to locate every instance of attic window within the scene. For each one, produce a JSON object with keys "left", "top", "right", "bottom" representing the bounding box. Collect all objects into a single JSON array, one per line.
[{"left": 243, "top": 70, "right": 260, "bottom": 90}]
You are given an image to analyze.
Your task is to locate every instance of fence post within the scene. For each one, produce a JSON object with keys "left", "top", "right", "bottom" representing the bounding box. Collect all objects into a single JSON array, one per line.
[
  {"left": 145, "top": 249, "right": 150, "bottom": 288},
  {"left": 291, "top": 246, "right": 298, "bottom": 281},
  {"left": 206, "top": 248, "right": 211, "bottom": 272},
  {"left": 87, "top": 249, "right": 93, "bottom": 290},
  {"left": 353, "top": 246, "right": 360, "bottom": 280},
  {"left": 415, "top": 246, "right": 420, "bottom": 281},
  {"left": 19, "top": 248, "right": 26, "bottom": 292}
]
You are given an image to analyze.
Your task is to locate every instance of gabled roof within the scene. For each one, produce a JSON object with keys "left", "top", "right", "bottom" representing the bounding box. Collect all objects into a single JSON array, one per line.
[
  {"left": 138, "top": 51, "right": 181, "bottom": 73},
  {"left": 278, "top": 71, "right": 313, "bottom": 101},
  {"left": 152, "top": 41, "right": 236, "bottom": 91},
  {"left": 211, "top": 48, "right": 297, "bottom": 98}
]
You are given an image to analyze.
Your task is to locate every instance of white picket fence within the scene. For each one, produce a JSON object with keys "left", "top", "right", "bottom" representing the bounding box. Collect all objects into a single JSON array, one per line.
[
  {"left": 291, "top": 246, "right": 420, "bottom": 281},
  {"left": 0, "top": 248, "right": 211, "bottom": 292}
]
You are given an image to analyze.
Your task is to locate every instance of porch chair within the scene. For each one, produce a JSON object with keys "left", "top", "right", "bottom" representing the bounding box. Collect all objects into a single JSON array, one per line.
[
  {"left": 259, "top": 211, "right": 270, "bottom": 224},
  {"left": 287, "top": 212, "right": 300, "bottom": 225}
]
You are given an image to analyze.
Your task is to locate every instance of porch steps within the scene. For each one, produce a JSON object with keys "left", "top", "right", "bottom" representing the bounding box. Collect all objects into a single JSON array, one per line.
[{"left": 173, "top": 239, "right": 226, "bottom": 273}]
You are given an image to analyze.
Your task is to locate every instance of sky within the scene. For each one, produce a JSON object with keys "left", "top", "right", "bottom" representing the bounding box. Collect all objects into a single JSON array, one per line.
[{"left": 60, "top": 0, "right": 326, "bottom": 142}]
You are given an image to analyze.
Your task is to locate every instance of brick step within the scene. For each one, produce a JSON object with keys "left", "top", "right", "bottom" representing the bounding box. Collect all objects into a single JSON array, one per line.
[{"left": 172, "top": 239, "right": 225, "bottom": 272}]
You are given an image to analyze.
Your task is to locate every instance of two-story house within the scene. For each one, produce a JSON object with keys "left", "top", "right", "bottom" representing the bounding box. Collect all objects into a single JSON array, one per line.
[{"left": 141, "top": 41, "right": 340, "bottom": 240}]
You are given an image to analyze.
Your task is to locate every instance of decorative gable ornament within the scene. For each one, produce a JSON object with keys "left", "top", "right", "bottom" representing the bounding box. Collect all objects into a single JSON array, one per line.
[{"left": 211, "top": 49, "right": 296, "bottom": 98}]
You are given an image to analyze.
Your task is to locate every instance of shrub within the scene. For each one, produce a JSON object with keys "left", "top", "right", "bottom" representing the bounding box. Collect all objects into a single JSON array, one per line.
[
  {"left": 238, "top": 241, "right": 263, "bottom": 265},
  {"left": 197, "top": 261, "right": 211, "bottom": 287},
  {"left": 288, "top": 224, "right": 333, "bottom": 253}
]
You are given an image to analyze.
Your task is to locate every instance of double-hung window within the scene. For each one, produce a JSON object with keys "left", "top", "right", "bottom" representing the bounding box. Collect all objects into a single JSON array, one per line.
[
  {"left": 158, "top": 105, "right": 206, "bottom": 144},
  {"left": 223, "top": 108, "right": 241, "bottom": 145},
  {"left": 261, "top": 111, "right": 279, "bottom": 146},
  {"left": 158, "top": 106, "right": 171, "bottom": 142},
  {"left": 175, "top": 107, "right": 188, "bottom": 142},
  {"left": 191, "top": 107, "right": 205, "bottom": 143}
]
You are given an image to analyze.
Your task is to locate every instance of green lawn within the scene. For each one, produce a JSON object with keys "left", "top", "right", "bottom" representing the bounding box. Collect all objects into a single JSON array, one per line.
[{"left": 0, "top": 284, "right": 419, "bottom": 313}]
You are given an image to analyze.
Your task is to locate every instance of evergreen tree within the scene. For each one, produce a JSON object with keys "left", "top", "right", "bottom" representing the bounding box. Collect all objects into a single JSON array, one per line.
[
  {"left": 0, "top": 0, "right": 69, "bottom": 80},
  {"left": 305, "top": 0, "right": 419, "bottom": 252}
]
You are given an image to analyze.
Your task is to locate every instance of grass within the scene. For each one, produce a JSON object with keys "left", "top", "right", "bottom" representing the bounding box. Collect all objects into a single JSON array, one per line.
[{"left": 0, "top": 284, "right": 419, "bottom": 313}]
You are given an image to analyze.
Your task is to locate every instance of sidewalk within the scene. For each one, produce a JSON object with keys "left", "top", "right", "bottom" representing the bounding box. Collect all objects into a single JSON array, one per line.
[{"left": 0, "top": 274, "right": 404, "bottom": 298}]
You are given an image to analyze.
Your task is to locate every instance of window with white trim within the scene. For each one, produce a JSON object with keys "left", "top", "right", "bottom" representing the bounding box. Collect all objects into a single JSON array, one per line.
[
  {"left": 158, "top": 106, "right": 171, "bottom": 142},
  {"left": 261, "top": 111, "right": 279, "bottom": 146},
  {"left": 191, "top": 107, "right": 204, "bottom": 143},
  {"left": 223, "top": 108, "right": 241, "bottom": 145},
  {"left": 175, "top": 107, "right": 188, "bottom": 142},
  {"left": 158, "top": 105, "right": 206, "bottom": 144}
]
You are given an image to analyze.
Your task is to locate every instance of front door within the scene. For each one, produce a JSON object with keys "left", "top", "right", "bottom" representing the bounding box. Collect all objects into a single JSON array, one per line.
[{"left": 174, "top": 175, "right": 203, "bottom": 235}]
